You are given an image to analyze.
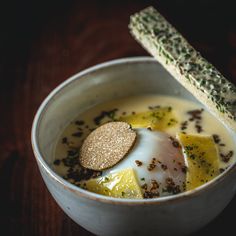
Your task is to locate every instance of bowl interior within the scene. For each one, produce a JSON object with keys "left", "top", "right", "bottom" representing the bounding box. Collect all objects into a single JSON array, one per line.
[{"left": 35, "top": 57, "right": 236, "bottom": 189}]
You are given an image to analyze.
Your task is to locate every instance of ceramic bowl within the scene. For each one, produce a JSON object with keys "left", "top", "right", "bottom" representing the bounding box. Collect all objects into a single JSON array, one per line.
[{"left": 31, "top": 57, "right": 236, "bottom": 236}]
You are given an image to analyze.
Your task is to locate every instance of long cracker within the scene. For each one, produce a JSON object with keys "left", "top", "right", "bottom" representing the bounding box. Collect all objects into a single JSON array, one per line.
[{"left": 129, "top": 6, "right": 236, "bottom": 132}]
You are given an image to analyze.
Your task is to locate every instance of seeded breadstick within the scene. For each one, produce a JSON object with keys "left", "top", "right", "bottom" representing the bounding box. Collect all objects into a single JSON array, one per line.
[{"left": 129, "top": 6, "right": 236, "bottom": 132}]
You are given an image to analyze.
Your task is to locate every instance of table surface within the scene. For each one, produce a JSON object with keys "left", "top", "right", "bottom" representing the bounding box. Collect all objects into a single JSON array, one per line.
[{"left": 0, "top": 0, "right": 236, "bottom": 235}]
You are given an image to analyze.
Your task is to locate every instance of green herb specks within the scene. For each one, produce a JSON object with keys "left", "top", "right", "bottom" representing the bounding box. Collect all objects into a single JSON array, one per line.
[{"left": 129, "top": 6, "right": 236, "bottom": 131}]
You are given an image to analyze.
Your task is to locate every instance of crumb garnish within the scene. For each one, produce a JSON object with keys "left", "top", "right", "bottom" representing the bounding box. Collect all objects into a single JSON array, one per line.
[
  {"left": 161, "top": 164, "right": 167, "bottom": 170},
  {"left": 141, "top": 183, "right": 148, "bottom": 190},
  {"left": 62, "top": 137, "right": 68, "bottom": 144},
  {"left": 220, "top": 150, "right": 234, "bottom": 163},
  {"left": 143, "top": 180, "right": 160, "bottom": 199},
  {"left": 187, "top": 109, "right": 204, "bottom": 133},
  {"left": 93, "top": 109, "right": 118, "bottom": 125},
  {"left": 75, "top": 120, "right": 85, "bottom": 126},
  {"left": 150, "top": 179, "right": 159, "bottom": 190},
  {"left": 180, "top": 121, "right": 188, "bottom": 130},
  {"left": 72, "top": 131, "right": 83, "bottom": 137},
  {"left": 169, "top": 136, "right": 181, "bottom": 148},
  {"left": 212, "top": 134, "right": 220, "bottom": 144},
  {"left": 53, "top": 159, "right": 61, "bottom": 165},
  {"left": 147, "top": 158, "right": 157, "bottom": 171},
  {"left": 135, "top": 160, "right": 143, "bottom": 166},
  {"left": 163, "top": 178, "right": 181, "bottom": 194}
]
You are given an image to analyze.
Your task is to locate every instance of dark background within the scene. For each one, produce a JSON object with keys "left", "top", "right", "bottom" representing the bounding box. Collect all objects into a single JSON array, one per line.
[{"left": 0, "top": 0, "right": 235, "bottom": 235}]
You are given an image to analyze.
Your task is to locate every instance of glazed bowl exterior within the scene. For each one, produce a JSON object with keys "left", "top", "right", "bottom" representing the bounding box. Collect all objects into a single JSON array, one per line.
[{"left": 31, "top": 57, "right": 236, "bottom": 236}]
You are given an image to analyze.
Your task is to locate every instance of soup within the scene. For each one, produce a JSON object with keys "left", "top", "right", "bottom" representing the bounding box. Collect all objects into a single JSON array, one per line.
[{"left": 53, "top": 95, "right": 235, "bottom": 199}]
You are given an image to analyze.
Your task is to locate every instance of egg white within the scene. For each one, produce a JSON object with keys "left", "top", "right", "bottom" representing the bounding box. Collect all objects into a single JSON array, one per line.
[{"left": 104, "top": 129, "right": 186, "bottom": 196}]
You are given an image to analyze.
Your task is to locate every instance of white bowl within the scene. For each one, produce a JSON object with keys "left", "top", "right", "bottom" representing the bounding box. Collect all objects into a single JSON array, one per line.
[{"left": 31, "top": 57, "right": 236, "bottom": 236}]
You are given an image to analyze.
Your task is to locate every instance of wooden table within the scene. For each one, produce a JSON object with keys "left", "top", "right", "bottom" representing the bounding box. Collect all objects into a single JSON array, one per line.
[{"left": 0, "top": 1, "right": 235, "bottom": 235}]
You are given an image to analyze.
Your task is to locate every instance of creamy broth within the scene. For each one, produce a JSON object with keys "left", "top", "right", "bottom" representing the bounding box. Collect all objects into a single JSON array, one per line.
[{"left": 53, "top": 95, "right": 235, "bottom": 197}]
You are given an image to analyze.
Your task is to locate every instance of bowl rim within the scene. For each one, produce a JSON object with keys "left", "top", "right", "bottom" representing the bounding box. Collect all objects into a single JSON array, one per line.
[{"left": 31, "top": 56, "right": 236, "bottom": 205}]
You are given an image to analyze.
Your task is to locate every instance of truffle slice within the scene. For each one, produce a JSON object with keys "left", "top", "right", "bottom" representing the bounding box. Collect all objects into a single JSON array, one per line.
[{"left": 80, "top": 122, "right": 136, "bottom": 171}]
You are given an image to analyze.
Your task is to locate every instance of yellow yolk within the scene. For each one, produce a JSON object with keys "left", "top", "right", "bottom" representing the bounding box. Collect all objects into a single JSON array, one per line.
[
  {"left": 82, "top": 168, "right": 143, "bottom": 199},
  {"left": 177, "top": 133, "right": 220, "bottom": 191},
  {"left": 119, "top": 107, "right": 178, "bottom": 131}
]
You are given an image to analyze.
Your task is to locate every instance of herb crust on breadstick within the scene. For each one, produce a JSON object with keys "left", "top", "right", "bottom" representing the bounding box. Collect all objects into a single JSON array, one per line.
[{"left": 129, "top": 6, "right": 236, "bottom": 132}]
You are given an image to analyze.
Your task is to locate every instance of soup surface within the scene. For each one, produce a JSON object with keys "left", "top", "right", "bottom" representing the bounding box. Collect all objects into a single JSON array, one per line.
[{"left": 53, "top": 95, "right": 235, "bottom": 198}]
